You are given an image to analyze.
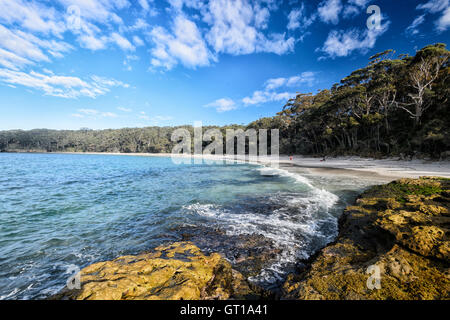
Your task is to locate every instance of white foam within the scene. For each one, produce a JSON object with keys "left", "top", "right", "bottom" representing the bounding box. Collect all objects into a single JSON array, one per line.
[
  {"left": 183, "top": 168, "right": 339, "bottom": 285},
  {"left": 0, "top": 288, "right": 19, "bottom": 300}
]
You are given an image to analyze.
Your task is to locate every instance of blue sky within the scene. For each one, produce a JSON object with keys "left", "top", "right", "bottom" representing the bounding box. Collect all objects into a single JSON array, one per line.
[{"left": 0, "top": 0, "right": 449, "bottom": 130}]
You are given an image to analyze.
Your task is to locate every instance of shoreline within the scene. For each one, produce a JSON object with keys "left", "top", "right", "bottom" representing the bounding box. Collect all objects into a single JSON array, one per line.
[{"left": 5, "top": 151, "right": 450, "bottom": 180}]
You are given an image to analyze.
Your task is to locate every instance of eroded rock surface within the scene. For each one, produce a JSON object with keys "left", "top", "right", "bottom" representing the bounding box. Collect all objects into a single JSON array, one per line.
[
  {"left": 53, "top": 242, "right": 263, "bottom": 300},
  {"left": 173, "top": 225, "right": 281, "bottom": 278},
  {"left": 283, "top": 177, "right": 450, "bottom": 300}
]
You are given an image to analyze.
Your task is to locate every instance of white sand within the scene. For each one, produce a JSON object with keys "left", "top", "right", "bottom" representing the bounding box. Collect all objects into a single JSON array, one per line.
[{"left": 59, "top": 152, "right": 450, "bottom": 180}]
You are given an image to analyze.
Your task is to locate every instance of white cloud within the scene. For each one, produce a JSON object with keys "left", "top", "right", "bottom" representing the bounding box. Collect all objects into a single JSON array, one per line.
[
  {"left": 286, "top": 71, "right": 316, "bottom": 86},
  {"left": 242, "top": 90, "right": 295, "bottom": 106},
  {"left": 343, "top": 5, "right": 360, "bottom": 18},
  {"left": 132, "top": 35, "right": 145, "bottom": 47},
  {"left": 77, "top": 34, "right": 108, "bottom": 51},
  {"left": 265, "top": 77, "right": 286, "bottom": 90},
  {"left": 109, "top": 32, "right": 135, "bottom": 51},
  {"left": 0, "top": 25, "right": 48, "bottom": 64},
  {"left": 0, "top": 48, "right": 33, "bottom": 70},
  {"left": 101, "top": 112, "right": 118, "bottom": 118},
  {"left": 0, "top": 69, "right": 129, "bottom": 99},
  {"left": 74, "top": 109, "right": 118, "bottom": 118},
  {"left": 57, "top": 0, "right": 130, "bottom": 25},
  {"left": 138, "top": 0, "right": 150, "bottom": 12},
  {"left": 201, "top": 0, "right": 294, "bottom": 56},
  {"left": 319, "top": 18, "right": 390, "bottom": 58},
  {"left": 117, "top": 106, "right": 132, "bottom": 112},
  {"left": 348, "top": 0, "right": 371, "bottom": 7},
  {"left": 150, "top": 15, "right": 214, "bottom": 70},
  {"left": 437, "top": 7, "right": 450, "bottom": 30},
  {"left": 152, "top": 115, "right": 173, "bottom": 121},
  {"left": 417, "top": 0, "right": 449, "bottom": 13},
  {"left": 317, "top": 0, "right": 342, "bottom": 25},
  {"left": 417, "top": 0, "right": 450, "bottom": 31},
  {"left": 128, "top": 18, "right": 150, "bottom": 32},
  {"left": 287, "top": 4, "right": 316, "bottom": 31},
  {"left": 0, "top": 0, "right": 67, "bottom": 36},
  {"left": 205, "top": 98, "right": 237, "bottom": 112},
  {"left": 242, "top": 72, "right": 315, "bottom": 106},
  {"left": 406, "top": 15, "right": 426, "bottom": 35},
  {"left": 265, "top": 72, "right": 316, "bottom": 90},
  {"left": 123, "top": 54, "right": 139, "bottom": 71},
  {"left": 78, "top": 109, "right": 99, "bottom": 115}
]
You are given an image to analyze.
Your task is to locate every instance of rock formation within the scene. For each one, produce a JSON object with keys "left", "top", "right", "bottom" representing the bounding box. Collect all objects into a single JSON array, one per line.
[
  {"left": 283, "top": 177, "right": 449, "bottom": 300},
  {"left": 54, "top": 177, "right": 449, "bottom": 300},
  {"left": 53, "top": 241, "right": 262, "bottom": 300}
]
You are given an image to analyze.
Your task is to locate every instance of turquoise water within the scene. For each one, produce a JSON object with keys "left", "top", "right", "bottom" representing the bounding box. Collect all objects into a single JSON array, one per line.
[{"left": 0, "top": 153, "right": 343, "bottom": 299}]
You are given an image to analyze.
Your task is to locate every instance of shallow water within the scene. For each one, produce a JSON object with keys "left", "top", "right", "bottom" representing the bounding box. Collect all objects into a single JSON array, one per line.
[{"left": 0, "top": 153, "right": 384, "bottom": 299}]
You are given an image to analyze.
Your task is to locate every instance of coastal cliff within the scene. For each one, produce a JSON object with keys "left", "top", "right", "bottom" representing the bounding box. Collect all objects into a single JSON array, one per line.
[
  {"left": 283, "top": 177, "right": 449, "bottom": 300},
  {"left": 53, "top": 177, "right": 449, "bottom": 300}
]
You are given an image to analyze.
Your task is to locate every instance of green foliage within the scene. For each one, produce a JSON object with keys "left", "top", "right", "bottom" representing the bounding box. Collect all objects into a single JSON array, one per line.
[
  {"left": 0, "top": 44, "right": 448, "bottom": 159},
  {"left": 269, "top": 43, "right": 450, "bottom": 158}
]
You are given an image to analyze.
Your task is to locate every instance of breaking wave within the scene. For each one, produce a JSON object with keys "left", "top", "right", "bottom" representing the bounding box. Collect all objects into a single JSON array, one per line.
[{"left": 183, "top": 166, "right": 339, "bottom": 286}]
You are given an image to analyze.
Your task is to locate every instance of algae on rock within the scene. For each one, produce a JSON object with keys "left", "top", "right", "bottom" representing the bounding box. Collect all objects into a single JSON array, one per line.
[
  {"left": 283, "top": 177, "right": 450, "bottom": 300},
  {"left": 53, "top": 242, "right": 262, "bottom": 300}
]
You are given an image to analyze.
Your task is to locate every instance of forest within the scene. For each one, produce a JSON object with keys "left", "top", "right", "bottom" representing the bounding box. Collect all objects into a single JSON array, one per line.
[{"left": 0, "top": 43, "right": 449, "bottom": 159}]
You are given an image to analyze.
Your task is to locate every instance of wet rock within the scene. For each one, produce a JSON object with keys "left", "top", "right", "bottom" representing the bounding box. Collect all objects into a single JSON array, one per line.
[
  {"left": 52, "top": 242, "right": 262, "bottom": 300},
  {"left": 283, "top": 177, "right": 450, "bottom": 300},
  {"left": 172, "top": 225, "right": 281, "bottom": 278}
]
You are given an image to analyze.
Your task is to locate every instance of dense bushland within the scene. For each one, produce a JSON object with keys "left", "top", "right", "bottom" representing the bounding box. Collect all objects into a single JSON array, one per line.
[{"left": 1, "top": 44, "right": 448, "bottom": 159}]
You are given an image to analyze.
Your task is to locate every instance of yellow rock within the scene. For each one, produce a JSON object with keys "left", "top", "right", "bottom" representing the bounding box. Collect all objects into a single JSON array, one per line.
[
  {"left": 53, "top": 241, "right": 258, "bottom": 300},
  {"left": 283, "top": 177, "right": 450, "bottom": 300}
]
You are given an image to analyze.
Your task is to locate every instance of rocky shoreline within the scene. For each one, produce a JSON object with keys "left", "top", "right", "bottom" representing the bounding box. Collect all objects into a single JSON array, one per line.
[
  {"left": 53, "top": 177, "right": 449, "bottom": 300},
  {"left": 283, "top": 177, "right": 449, "bottom": 300}
]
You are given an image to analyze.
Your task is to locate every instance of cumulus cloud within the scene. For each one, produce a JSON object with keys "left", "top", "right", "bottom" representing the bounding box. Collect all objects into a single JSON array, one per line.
[
  {"left": 132, "top": 35, "right": 145, "bottom": 47},
  {"left": 109, "top": 32, "right": 135, "bottom": 51},
  {"left": 319, "top": 17, "right": 390, "bottom": 59},
  {"left": 137, "top": 0, "right": 158, "bottom": 16},
  {"left": 201, "top": 0, "right": 294, "bottom": 56},
  {"left": 265, "top": 72, "right": 316, "bottom": 90},
  {"left": 242, "top": 90, "right": 295, "bottom": 106},
  {"left": 342, "top": 0, "right": 373, "bottom": 18},
  {"left": 0, "top": 0, "right": 67, "bottom": 36},
  {"left": 57, "top": 0, "right": 130, "bottom": 25},
  {"left": 0, "top": 0, "right": 298, "bottom": 73},
  {"left": 242, "top": 72, "right": 315, "bottom": 106},
  {"left": 205, "top": 98, "right": 237, "bottom": 112},
  {"left": 317, "top": 0, "right": 342, "bottom": 25},
  {"left": 0, "top": 69, "right": 129, "bottom": 99},
  {"left": 0, "top": 24, "right": 73, "bottom": 71},
  {"left": 150, "top": 15, "right": 214, "bottom": 70},
  {"left": 287, "top": 3, "right": 316, "bottom": 31}
]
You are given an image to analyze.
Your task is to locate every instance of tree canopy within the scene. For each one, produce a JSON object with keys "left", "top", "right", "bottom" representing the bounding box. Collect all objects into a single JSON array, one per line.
[{"left": 1, "top": 44, "right": 449, "bottom": 159}]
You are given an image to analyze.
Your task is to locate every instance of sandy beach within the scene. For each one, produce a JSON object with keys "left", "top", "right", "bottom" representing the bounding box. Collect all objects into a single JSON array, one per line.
[{"left": 58, "top": 152, "right": 450, "bottom": 180}]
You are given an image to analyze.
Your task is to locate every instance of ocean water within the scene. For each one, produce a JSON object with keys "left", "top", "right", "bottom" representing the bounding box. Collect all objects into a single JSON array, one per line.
[{"left": 0, "top": 153, "right": 376, "bottom": 299}]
